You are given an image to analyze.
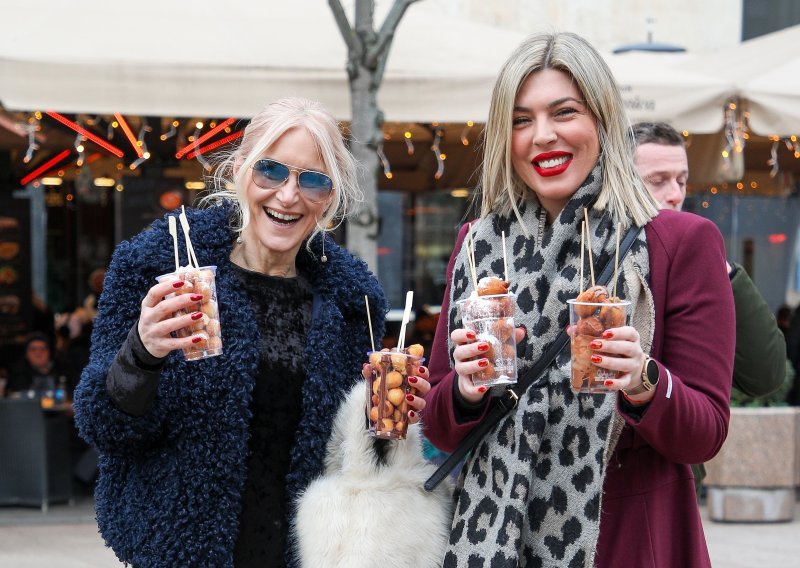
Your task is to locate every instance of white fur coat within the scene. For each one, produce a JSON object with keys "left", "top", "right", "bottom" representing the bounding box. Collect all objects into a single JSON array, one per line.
[{"left": 293, "top": 383, "right": 452, "bottom": 567}]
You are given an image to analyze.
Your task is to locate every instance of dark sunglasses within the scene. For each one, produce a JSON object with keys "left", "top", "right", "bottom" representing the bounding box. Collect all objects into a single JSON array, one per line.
[{"left": 251, "top": 158, "right": 334, "bottom": 202}]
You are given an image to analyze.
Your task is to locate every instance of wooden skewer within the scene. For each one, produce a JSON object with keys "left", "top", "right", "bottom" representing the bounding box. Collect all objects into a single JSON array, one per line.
[
  {"left": 501, "top": 230, "right": 509, "bottom": 282},
  {"left": 364, "top": 295, "right": 376, "bottom": 353},
  {"left": 583, "top": 208, "right": 595, "bottom": 286},
  {"left": 466, "top": 223, "right": 478, "bottom": 291},
  {"left": 613, "top": 222, "right": 621, "bottom": 298},
  {"left": 579, "top": 221, "right": 585, "bottom": 295}
]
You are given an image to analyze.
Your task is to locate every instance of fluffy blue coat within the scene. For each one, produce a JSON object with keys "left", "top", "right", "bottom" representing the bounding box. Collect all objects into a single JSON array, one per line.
[{"left": 73, "top": 203, "right": 387, "bottom": 567}]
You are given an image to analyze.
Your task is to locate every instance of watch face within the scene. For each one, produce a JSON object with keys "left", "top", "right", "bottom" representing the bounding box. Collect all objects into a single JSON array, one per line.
[{"left": 645, "top": 359, "right": 659, "bottom": 385}]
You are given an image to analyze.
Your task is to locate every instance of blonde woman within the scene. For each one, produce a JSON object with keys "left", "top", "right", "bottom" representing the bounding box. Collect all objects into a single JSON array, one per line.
[
  {"left": 74, "top": 98, "right": 395, "bottom": 567},
  {"left": 423, "top": 33, "right": 734, "bottom": 567}
]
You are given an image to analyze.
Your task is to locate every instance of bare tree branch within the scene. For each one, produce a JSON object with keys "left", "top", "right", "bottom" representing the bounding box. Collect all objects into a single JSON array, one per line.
[
  {"left": 328, "top": 0, "right": 357, "bottom": 53},
  {"left": 366, "top": 0, "right": 419, "bottom": 66}
]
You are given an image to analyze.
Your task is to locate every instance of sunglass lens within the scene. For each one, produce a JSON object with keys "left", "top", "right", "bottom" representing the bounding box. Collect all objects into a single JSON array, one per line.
[
  {"left": 253, "top": 160, "right": 289, "bottom": 188},
  {"left": 298, "top": 171, "right": 333, "bottom": 200}
]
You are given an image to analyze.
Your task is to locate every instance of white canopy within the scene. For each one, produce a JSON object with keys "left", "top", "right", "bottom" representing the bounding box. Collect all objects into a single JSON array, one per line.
[
  {"left": 683, "top": 24, "right": 800, "bottom": 136},
  {"left": 0, "top": 0, "right": 730, "bottom": 132}
]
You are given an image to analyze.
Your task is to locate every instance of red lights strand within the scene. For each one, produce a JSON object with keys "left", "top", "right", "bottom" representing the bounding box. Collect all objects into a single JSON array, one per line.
[
  {"left": 114, "top": 113, "right": 144, "bottom": 158},
  {"left": 185, "top": 130, "right": 244, "bottom": 160},
  {"left": 20, "top": 149, "right": 72, "bottom": 185},
  {"left": 176, "top": 118, "right": 236, "bottom": 159},
  {"left": 46, "top": 111, "right": 124, "bottom": 158}
]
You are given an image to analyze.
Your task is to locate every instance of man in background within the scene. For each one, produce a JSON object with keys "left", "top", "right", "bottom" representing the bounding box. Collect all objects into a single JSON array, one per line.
[{"left": 632, "top": 122, "right": 788, "bottom": 491}]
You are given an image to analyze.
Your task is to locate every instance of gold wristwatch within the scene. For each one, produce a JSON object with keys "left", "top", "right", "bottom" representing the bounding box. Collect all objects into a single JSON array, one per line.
[{"left": 623, "top": 357, "right": 659, "bottom": 396}]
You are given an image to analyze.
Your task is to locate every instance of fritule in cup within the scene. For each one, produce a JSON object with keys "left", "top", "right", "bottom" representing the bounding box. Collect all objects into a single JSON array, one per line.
[
  {"left": 567, "top": 298, "right": 631, "bottom": 393},
  {"left": 456, "top": 293, "right": 518, "bottom": 387},
  {"left": 156, "top": 266, "right": 223, "bottom": 361},
  {"left": 367, "top": 345, "right": 424, "bottom": 440}
]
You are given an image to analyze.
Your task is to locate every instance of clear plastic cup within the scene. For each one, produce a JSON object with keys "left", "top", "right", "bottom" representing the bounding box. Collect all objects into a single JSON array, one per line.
[
  {"left": 456, "top": 293, "right": 518, "bottom": 387},
  {"left": 567, "top": 298, "right": 631, "bottom": 393},
  {"left": 155, "top": 265, "right": 223, "bottom": 361},
  {"left": 366, "top": 348, "right": 424, "bottom": 440}
]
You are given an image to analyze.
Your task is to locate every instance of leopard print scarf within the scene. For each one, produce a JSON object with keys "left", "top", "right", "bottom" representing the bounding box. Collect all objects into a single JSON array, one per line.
[{"left": 445, "top": 166, "right": 652, "bottom": 567}]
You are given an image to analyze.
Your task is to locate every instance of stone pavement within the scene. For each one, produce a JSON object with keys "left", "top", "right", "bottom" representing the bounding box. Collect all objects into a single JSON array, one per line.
[{"left": 0, "top": 497, "right": 798, "bottom": 567}]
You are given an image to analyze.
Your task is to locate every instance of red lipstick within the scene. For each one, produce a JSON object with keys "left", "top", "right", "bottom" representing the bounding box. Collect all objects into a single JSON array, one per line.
[{"left": 531, "top": 151, "right": 572, "bottom": 177}]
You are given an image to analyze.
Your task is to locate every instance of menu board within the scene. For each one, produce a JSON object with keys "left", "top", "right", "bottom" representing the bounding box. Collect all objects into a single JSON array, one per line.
[{"left": 0, "top": 193, "right": 32, "bottom": 345}]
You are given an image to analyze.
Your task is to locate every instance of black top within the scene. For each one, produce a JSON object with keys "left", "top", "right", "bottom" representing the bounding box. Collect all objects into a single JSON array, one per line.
[
  {"left": 230, "top": 264, "right": 312, "bottom": 567},
  {"left": 105, "top": 263, "right": 313, "bottom": 568}
]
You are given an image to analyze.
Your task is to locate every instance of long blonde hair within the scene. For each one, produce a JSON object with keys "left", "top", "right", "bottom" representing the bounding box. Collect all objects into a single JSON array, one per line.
[
  {"left": 202, "top": 97, "right": 362, "bottom": 243},
  {"left": 480, "top": 32, "right": 658, "bottom": 229}
]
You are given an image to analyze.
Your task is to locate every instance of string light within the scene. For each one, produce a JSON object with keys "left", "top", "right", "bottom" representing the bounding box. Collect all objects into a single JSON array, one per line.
[
  {"left": 175, "top": 117, "right": 235, "bottom": 159},
  {"left": 404, "top": 131, "right": 414, "bottom": 155},
  {"left": 461, "top": 120, "right": 473, "bottom": 146},
  {"left": 431, "top": 128, "right": 444, "bottom": 180},
  {"left": 377, "top": 142, "right": 392, "bottom": 179},
  {"left": 114, "top": 113, "right": 143, "bottom": 158},
  {"left": 74, "top": 131, "right": 85, "bottom": 167},
  {"left": 767, "top": 141, "right": 779, "bottom": 178},
  {"left": 721, "top": 100, "right": 746, "bottom": 169},
  {"left": 160, "top": 119, "right": 178, "bottom": 141},
  {"left": 23, "top": 118, "right": 40, "bottom": 164},
  {"left": 46, "top": 111, "right": 124, "bottom": 157}
]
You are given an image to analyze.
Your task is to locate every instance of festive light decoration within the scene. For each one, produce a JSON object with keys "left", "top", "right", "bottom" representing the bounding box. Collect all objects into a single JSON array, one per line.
[
  {"left": 20, "top": 149, "right": 72, "bottom": 185},
  {"left": 404, "top": 130, "right": 414, "bottom": 155},
  {"left": 377, "top": 142, "right": 392, "bottom": 179},
  {"left": 46, "top": 111, "right": 124, "bottom": 158},
  {"left": 461, "top": 120, "right": 473, "bottom": 146},
  {"left": 114, "top": 113, "right": 143, "bottom": 158},
  {"left": 431, "top": 128, "right": 444, "bottom": 180},
  {"left": 175, "top": 117, "right": 235, "bottom": 159},
  {"left": 721, "top": 101, "right": 746, "bottom": 168},
  {"left": 767, "top": 141, "right": 779, "bottom": 178},
  {"left": 23, "top": 119, "right": 40, "bottom": 164},
  {"left": 185, "top": 130, "right": 243, "bottom": 159},
  {"left": 160, "top": 119, "right": 178, "bottom": 141}
]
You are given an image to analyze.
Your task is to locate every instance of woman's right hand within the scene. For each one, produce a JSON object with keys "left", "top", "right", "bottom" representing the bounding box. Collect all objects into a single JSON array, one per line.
[
  {"left": 451, "top": 327, "right": 526, "bottom": 404},
  {"left": 137, "top": 278, "right": 207, "bottom": 359}
]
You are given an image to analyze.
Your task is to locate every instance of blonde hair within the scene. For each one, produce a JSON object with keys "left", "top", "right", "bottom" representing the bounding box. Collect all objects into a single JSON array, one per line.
[
  {"left": 202, "top": 97, "right": 362, "bottom": 244},
  {"left": 480, "top": 32, "right": 658, "bottom": 229}
]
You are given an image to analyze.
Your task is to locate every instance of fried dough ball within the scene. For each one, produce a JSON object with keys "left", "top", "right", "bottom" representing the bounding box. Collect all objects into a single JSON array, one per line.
[
  {"left": 386, "top": 370, "right": 403, "bottom": 389},
  {"left": 387, "top": 388, "right": 405, "bottom": 406},
  {"left": 599, "top": 299, "right": 625, "bottom": 329},
  {"left": 575, "top": 316, "right": 604, "bottom": 337},
  {"left": 406, "top": 343, "right": 424, "bottom": 358},
  {"left": 571, "top": 335, "right": 597, "bottom": 390},
  {"left": 477, "top": 276, "right": 510, "bottom": 296},
  {"left": 574, "top": 285, "right": 609, "bottom": 317}
]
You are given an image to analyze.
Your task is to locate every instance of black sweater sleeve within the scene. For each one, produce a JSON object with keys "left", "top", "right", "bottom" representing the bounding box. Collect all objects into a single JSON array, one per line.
[{"left": 105, "top": 323, "right": 166, "bottom": 417}]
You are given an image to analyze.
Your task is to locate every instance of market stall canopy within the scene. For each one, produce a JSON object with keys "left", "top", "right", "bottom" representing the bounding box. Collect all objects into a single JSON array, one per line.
[
  {"left": 0, "top": 0, "right": 730, "bottom": 131},
  {"left": 683, "top": 24, "right": 800, "bottom": 136}
]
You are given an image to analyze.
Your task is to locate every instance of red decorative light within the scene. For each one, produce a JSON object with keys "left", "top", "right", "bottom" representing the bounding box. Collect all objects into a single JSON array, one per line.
[
  {"left": 114, "top": 113, "right": 144, "bottom": 158},
  {"left": 20, "top": 149, "right": 72, "bottom": 185},
  {"left": 46, "top": 111, "right": 124, "bottom": 158},
  {"left": 176, "top": 117, "right": 236, "bottom": 159},
  {"left": 768, "top": 233, "right": 787, "bottom": 244},
  {"left": 185, "top": 130, "right": 244, "bottom": 160}
]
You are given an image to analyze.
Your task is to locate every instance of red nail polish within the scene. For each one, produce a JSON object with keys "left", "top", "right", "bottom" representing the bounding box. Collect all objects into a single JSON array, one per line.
[
  {"left": 408, "top": 410, "right": 416, "bottom": 418},
  {"left": 192, "top": 336, "right": 202, "bottom": 344},
  {"left": 190, "top": 294, "right": 203, "bottom": 301},
  {"left": 477, "top": 343, "right": 489, "bottom": 352},
  {"left": 406, "top": 394, "right": 415, "bottom": 402},
  {"left": 604, "top": 380, "right": 614, "bottom": 386},
  {"left": 466, "top": 331, "right": 476, "bottom": 340},
  {"left": 602, "top": 331, "right": 613, "bottom": 339},
  {"left": 418, "top": 366, "right": 427, "bottom": 374},
  {"left": 589, "top": 340, "right": 602, "bottom": 349},
  {"left": 566, "top": 324, "right": 571, "bottom": 332},
  {"left": 477, "top": 386, "right": 487, "bottom": 393},
  {"left": 191, "top": 312, "right": 203, "bottom": 320},
  {"left": 172, "top": 280, "right": 185, "bottom": 288},
  {"left": 478, "top": 359, "right": 489, "bottom": 368},
  {"left": 591, "top": 354, "right": 602, "bottom": 363},
  {"left": 408, "top": 376, "right": 418, "bottom": 384}
]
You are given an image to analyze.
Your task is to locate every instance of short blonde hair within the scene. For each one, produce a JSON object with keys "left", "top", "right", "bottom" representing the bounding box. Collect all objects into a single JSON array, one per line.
[
  {"left": 202, "top": 97, "right": 361, "bottom": 243},
  {"left": 481, "top": 32, "right": 658, "bottom": 228}
]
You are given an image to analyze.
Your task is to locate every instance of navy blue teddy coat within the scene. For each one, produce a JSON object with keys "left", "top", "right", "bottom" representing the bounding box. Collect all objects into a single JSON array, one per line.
[{"left": 73, "top": 203, "right": 387, "bottom": 567}]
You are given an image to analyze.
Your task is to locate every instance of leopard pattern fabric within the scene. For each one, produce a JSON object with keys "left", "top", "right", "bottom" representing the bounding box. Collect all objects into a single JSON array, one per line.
[{"left": 445, "top": 167, "right": 652, "bottom": 567}]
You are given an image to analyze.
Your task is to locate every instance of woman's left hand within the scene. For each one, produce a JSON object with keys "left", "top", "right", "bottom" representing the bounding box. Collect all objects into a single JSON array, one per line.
[
  {"left": 361, "top": 362, "right": 431, "bottom": 424},
  {"left": 588, "top": 326, "right": 653, "bottom": 402}
]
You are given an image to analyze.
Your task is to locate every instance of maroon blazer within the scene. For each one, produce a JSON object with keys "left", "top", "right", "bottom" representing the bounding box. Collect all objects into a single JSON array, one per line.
[{"left": 424, "top": 210, "right": 735, "bottom": 568}]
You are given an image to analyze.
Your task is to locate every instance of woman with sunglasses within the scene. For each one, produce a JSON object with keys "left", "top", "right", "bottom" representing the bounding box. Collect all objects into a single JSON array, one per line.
[
  {"left": 74, "top": 98, "right": 389, "bottom": 567},
  {"left": 421, "top": 33, "right": 734, "bottom": 567}
]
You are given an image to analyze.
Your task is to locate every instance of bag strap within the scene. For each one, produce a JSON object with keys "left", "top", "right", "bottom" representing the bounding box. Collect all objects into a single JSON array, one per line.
[{"left": 424, "top": 225, "right": 641, "bottom": 491}]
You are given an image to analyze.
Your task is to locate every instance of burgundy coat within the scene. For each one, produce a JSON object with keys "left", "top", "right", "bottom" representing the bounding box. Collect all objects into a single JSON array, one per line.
[{"left": 423, "top": 210, "right": 735, "bottom": 568}]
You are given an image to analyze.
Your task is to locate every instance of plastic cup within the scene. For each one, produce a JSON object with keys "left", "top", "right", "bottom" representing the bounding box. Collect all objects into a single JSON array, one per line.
[
  {"left": 366, "top": 349, "right": 424, "bottom": 440},
  {"left": 156, "top": 266, "right": 223, "bottom": 361},
  {"left": 567, "top": 298, "right": 631, "bottom": 393},
  {"left": 456, "top": 293, "right": 518, "bottom": 388}
]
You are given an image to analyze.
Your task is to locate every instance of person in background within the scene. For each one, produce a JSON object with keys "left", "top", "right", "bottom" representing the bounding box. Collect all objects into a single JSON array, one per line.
[
  {"left": 632, "top": 121, "right": 788, "bottom": 490},
  {"left": 632, "top": 122, "right": 786, "bottom": 400},
  {"left": 73, "top": 98, "right": 416, "bottom": 567},
  {"left": 423, "top": 32, "right": 734, "bottom": 567},
  {"left": 7, "top": 332, "right": 73, "bottom": 397}
]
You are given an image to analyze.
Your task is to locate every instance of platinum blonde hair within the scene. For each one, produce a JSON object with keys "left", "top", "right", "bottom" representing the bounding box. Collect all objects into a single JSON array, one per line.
[
  {"left": 480, "top": 32, "right": 658, "bottom": 229},
  {"left": 202, "top": 97, "right": 362, "bottom": 244}
]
